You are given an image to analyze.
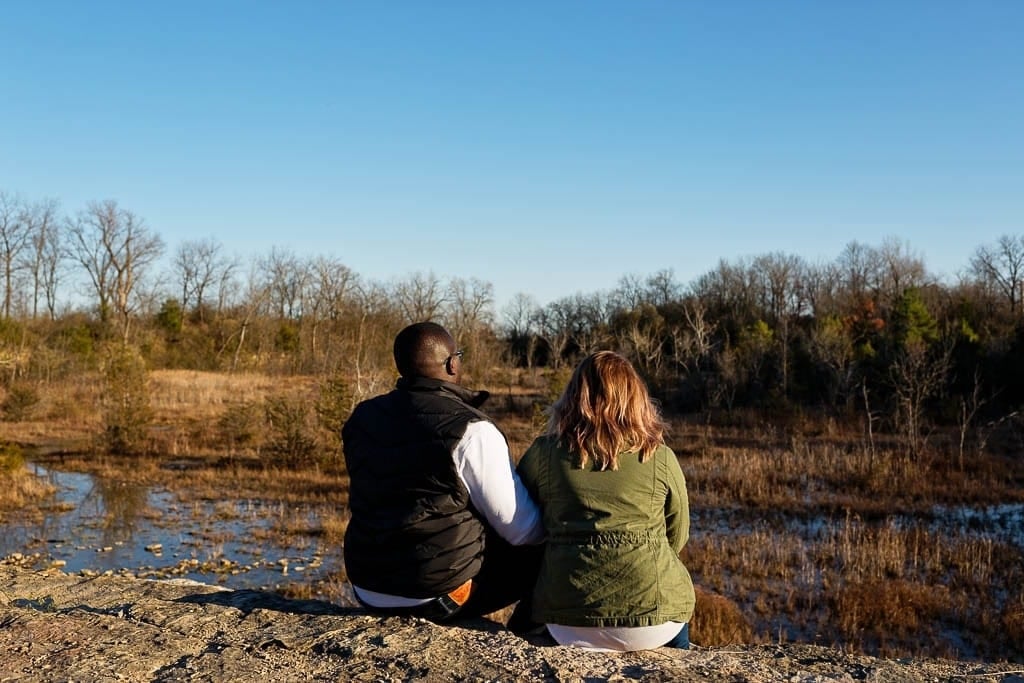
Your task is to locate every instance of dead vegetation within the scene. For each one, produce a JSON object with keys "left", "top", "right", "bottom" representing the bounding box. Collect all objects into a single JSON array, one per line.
[{"left": 0, "top": 444, "right": 55, "bottom": 515}]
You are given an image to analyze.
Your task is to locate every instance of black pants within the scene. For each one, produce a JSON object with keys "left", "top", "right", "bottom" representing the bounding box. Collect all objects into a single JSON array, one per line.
[
  {"left": 454, "top": 530, "right": 543, "bottom": 621},
  {"left": 357, "top": 531, "right": 543, "bottom": 625}
]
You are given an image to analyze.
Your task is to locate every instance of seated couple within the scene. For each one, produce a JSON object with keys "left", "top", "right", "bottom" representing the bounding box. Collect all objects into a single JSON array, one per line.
[{"left": 342, "top": 322, "right": 694, "bottom": 652}]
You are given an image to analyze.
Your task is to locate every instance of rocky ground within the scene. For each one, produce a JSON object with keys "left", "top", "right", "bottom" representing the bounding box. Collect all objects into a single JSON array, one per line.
[{"left": 0, "top": 564, "right": 1021, "bottom": 683}]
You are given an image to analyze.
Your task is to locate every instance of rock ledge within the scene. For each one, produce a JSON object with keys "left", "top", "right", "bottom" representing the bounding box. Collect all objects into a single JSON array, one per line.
[{"left": 0, "top": 567, "right": 1019, "bottom": 682}]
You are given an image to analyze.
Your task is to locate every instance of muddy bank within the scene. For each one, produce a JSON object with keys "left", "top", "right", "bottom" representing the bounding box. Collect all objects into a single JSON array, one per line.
[{"left": 0, "top": 565, "right": 1020, "bottom": 682}]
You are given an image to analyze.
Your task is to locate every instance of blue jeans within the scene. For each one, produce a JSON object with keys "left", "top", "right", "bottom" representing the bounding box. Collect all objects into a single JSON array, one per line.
[{"left": 663, "top": 622, "right": 690, "bottom": 649}]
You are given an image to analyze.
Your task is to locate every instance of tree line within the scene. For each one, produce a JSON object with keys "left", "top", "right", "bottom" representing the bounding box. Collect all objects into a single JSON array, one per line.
[{"left": 2, "top": 190, "right": 1024, "bottom": 457}]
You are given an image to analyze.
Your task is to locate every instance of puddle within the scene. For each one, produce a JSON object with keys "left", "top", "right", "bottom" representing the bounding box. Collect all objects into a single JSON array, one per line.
[{"left": 1, "top": 463, "right": 348, "bottom": 597}]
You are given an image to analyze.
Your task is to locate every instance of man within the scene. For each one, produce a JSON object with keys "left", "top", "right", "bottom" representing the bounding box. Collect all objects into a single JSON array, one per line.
[{"left": 342, "top": 321, "right": 544, "bottom": 628}]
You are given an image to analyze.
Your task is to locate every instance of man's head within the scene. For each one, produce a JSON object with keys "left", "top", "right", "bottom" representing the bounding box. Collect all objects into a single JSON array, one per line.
[{"left": 393, "top": 322, "right": 462, "bottom": 382}]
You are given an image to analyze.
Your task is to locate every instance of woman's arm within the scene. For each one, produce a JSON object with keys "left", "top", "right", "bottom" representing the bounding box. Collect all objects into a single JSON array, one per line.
[{"left": 662, "top": 446, "right": 690, "bottom": 554}]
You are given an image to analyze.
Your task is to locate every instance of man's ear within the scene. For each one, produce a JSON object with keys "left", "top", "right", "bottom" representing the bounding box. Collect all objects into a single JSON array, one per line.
[{"left": 445, "top": 356, "right": 456, "bottom": 376}]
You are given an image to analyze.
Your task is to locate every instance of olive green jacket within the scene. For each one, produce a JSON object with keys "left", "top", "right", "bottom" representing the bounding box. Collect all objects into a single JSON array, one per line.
[{"left": 517, "top": 434, "right": 695, "bottom": 627}]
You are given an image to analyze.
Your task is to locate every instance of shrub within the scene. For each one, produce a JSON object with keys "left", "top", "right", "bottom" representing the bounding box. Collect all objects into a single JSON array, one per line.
[
  {"left": 0, "top": 442, "right": 24, "bottom": 474},
  {"left": 264, "top": 394, "right": 317, "bottom": 467},
  {"left": 690, "top": 586, "right": 755, "bottom": 646},
  {"left": 100, "top": 344, "right": 153, "bottom": 455},
  {"left": 999, "top": 590, "right": 1024, "bottom": 660},
  {"left": 315, "top": 375, "right": 352, "bottom": 458},
  {"left": 530, "top": 366, "right": 574, "bottom": 432},
  {"left": 1, "top": 383, "right": 40, "bottom": 421},
  {"left": 218, "top": 400, "right": 265, "bottom": 455},
  {"left": 828, "top": 579, "right": 949, "bottom": 656}
]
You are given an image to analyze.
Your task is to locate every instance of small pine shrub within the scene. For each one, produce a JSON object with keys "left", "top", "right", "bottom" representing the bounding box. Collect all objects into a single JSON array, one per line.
[
  {"left": 218, "top": 400, "right": 265, "bottom": 455},
  {"left": 0, "top": 442, "right": 25, "bottom": 474},
  {"left": 530, "top": 365, "right": 574, "bottom": 433},
  {"left": 100, "top": 344, "right": 153, "bottom": 455},
  {"left": 315, "top": 375, "right": 352, "bottom": 458},
  {"left": 264, "top": 394, "right": 317, "bottom": 467},
  {"left": 1, "top": 383, "right": 40, "bottom": 421}
]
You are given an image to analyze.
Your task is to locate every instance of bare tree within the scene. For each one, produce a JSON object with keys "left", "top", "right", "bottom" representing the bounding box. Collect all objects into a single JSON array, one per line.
[
  {"left": 502, "top": 292, "right": 539, "bottom": 340},
  {"left": 969, "top": 234, "right": 1024, "bottom": 315},
  {"left": 306, "top": 255, "right": 357, "bottom": 363},
  {"left": 692, "top": 257, "right": 759, "bottom": 323},
  {"left": 443, "top": 277, "right": 497, "bottom": 382},
  {"left": 537, "top": 292, "right": 610, "bottom": 365},
  {"left": 22, "top": 197, "right": 62, "bottom": 319},
  {"left": 644, "top": 268, "right": 682, "bottom": 307},
  {"left": 750, "top": 252, "right": 808, "bottom": 324},
  {"left": 836, "top": 241, "right": 882, "bottom": 309},
  {"left": 532, "top": 303, "right": 574, "bottom": 369},
  {"left": 172, "top": 238, "right": 232, "bottom": 322},
  {"left": 348, "top": 280, "right": 400, "bottom": 399},
  {"left": 66, "top": 200, "right": 165, "bottom": 342},
  {"left": 444, "top": 277, "right": 494, "bottom": 342},
  {"left": 670, "top": 299, "right": 716, "bottom": 378},
  {"left": 957, "top": 368, "right": 988, "bottom": 470},
  {"left": 392, "top": 271, "right": 447, "bottom": 324},
  {"left": 615, "top": 303, "right": 667, "bottom": 378},
  {"left": 610, "top": 273, "right": 645, "bottom": 311},
  {"left": 808, "top": 315, "right": 857, "bottom": 412},
  {"left": 799, "top": 259, "right": 842, "bottom": 319},
  {"left": 220, "top": 256, "right": 273, "bottom": 372},
  {"left": 502, "top": 292, "right": 541, "bottom": 370},
  {"left": 876, "top": 236, "right": 928, "bottom": 307},
  {"left": 888, "top": 341, "right": 953, "bottom": 459},
  {"left": 0, "top": 192, "right": 32, "bottom": 319},
  {"left": 262, "top": 247, "right": 309, "bottom": 320}
]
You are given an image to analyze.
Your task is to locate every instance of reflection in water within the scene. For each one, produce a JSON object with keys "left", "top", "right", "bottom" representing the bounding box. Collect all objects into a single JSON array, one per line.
[
  {"left": 1, "top": 463, "right": 345, "bottom": 592},
  {"left": 83, "top": 477, "right": 151, "bottom": 548}
]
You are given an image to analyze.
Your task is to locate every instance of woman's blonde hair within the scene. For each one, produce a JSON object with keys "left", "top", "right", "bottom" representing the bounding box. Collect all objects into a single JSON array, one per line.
[{"left": 546, "top": 350, "right": 666, "bottom": 471}]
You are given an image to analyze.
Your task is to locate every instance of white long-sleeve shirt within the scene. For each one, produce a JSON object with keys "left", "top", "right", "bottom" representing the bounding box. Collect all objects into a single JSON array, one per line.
[{"left": 451, "top": 420, "right": 545, "bottom": 546}]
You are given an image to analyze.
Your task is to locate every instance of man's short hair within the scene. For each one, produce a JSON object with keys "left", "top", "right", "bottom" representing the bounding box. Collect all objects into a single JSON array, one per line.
[{"left": 393, "top": 322, "right": 453, "bottom": 378}]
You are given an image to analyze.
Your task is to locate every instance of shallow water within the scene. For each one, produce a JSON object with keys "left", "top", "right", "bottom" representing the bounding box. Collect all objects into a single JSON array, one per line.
[
  {"left": 1, "top": 463, "right": 347, "bottom": 595},
  {"left": 691, "top": 503, "right": 1024, "bottom": 548}
]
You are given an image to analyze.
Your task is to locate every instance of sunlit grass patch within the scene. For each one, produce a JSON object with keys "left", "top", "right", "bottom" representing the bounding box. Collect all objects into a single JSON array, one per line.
[
  {"left": 691, "top": 586, "right": 755, "bottom": 646},
  {"left": 0, "top": 444, "right": 55, "bottom": 511},
  {"left": 317, "top": 508, "right": 350, "bottom": 543}
]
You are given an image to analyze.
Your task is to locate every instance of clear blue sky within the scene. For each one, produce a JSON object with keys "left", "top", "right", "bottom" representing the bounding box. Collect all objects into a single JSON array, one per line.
[{"left": 2, "top": 1, "right": 1021, "bottom": 310}]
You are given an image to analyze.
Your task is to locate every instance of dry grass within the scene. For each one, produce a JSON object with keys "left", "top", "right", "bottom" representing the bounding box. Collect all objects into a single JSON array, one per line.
[
  {"left": 0, "top": 445, "right": 56, "bottom": 512},
  {"left": 317, "top": 507, "right": 351, "bottom": 543},
  {"left": 690, "top": 586, "right": 755, "bottom": 646},
  {"left": 672, "top": 419, "right": 1023, "bottom": 511},
  {"left": 147, "top": 370, "right": 315, "bottom": 419},
  {"left": 5, "top": 371, "right": 1024, "bottom": 661},
  {"left": 684, "top": 510, "right": 1023, "bottom": 660},
  {"left": 0, "top": 468, "right": 55, "bottom": 512}
]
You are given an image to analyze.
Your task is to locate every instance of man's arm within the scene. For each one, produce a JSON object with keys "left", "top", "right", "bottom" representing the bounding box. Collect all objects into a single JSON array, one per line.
[{"left": 452, "top": 421, "right": 545, "bottom": 545}]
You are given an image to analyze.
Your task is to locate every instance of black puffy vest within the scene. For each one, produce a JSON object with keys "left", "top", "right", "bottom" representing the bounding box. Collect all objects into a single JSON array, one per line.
[{"left": 341, "top": 376, "right": 494, "bottom": 598}]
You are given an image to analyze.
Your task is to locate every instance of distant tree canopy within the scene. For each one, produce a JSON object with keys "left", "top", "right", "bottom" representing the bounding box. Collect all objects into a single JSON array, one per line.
[{"left": 1, "top": 188, "right": 1023, "bottom": 452}]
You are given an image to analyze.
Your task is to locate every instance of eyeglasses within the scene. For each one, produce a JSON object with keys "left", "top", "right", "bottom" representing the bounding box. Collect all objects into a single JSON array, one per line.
[{"left": 445, "top": 349, "right": 464, "bottom": 365}]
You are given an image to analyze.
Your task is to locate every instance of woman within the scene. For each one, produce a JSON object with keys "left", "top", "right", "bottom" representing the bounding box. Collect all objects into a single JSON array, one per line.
[{"left": 517, "top": 351, "right": 695, "bottom": 651}]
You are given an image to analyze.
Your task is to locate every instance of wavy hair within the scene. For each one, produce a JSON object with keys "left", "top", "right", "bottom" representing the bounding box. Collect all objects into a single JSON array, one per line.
[{"left": 546, "top": 351, "right": 666, "bottom": 471}]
